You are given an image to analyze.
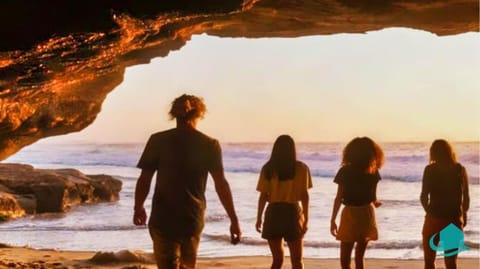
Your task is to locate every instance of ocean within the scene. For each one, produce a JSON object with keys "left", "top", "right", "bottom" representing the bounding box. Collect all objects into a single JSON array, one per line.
[{"left": 1, "top": 141, "right": 479, "bottom": 259}]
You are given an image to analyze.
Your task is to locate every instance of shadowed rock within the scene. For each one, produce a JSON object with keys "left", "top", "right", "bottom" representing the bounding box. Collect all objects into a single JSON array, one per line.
[
  {"left": 0, "top": 192, "right": 25, "bottom": 221},
  {"left": 90, "top": 250, "right": 155, "bottom": 264},
  {"left": 0, "top": 163, "right": 122, "bottom": 220}
]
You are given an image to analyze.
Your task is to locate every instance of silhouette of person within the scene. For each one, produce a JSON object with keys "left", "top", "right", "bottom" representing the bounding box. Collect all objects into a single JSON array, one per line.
[
  {"left": 133, "top": 94, "right": 241, "bottom": 269},
  {"left": 330, "top": 137, "right": 384, "bottom": 269},
  {"left": 420, "top": 139, "right": 470, "bottom": 269},
  {"left": 255, "top": 135, "right": 312, "bottom": 269}
]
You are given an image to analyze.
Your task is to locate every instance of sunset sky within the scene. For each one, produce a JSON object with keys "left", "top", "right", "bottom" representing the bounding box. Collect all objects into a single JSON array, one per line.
[{"left": 50, "top": 28, "right": 479, "bottom": 144}]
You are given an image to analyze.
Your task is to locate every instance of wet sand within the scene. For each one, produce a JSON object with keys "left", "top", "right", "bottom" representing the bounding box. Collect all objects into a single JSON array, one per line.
[{"left": 0, "top": 245, "right": 478, "bottom": 269}]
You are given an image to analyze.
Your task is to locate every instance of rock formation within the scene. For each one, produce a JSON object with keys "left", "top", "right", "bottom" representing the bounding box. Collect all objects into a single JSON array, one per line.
[
  {"left": 0, "top": 0, "right": 478, "bottom": 160},
  {"left": 0, "top": 163, "right": 122, "bottom": 221}
]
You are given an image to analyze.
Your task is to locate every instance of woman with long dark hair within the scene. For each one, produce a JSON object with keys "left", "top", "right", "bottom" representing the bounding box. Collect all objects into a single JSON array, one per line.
[
  {"left": 256, "top": 135, "right": 312, "bottom": 269},
  {"left": 421, "top": 139, "right": 469, "bottom": 269},
  {"left": 330, "top": 137, "right": 384, "bottom": 269}
]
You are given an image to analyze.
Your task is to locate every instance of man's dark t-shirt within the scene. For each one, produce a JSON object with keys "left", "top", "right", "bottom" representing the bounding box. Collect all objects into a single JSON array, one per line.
[
  {"left": 137, "top": 128, "right": 223, "bottom": 240},
  {"left": 334, "top": 165, "right": 381, "bottom": 206}
]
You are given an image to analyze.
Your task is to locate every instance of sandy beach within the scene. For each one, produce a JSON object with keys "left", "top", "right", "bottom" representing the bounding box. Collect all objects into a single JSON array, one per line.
[{"left": 0, "top": 244, "right": 478, "bottom": 269}]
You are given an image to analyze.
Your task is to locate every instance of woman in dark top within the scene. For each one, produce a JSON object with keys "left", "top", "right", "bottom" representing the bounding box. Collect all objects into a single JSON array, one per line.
[
  {"left": 330, "top": 137, "right": 384, "bottom": 269},
  {"left": 420, "top": 139, "right": 469, "bottom": 269}
]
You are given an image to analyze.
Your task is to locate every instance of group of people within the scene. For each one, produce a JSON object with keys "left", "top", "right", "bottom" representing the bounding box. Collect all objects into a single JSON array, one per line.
[{"left": 133, "top": 94, "right": 470, "bottom": 269}]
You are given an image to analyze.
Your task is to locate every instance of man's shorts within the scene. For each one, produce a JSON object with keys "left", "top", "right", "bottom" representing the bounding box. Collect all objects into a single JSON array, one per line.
[{"left": 149, "top": 227, "right": 201, "bottom": 269}]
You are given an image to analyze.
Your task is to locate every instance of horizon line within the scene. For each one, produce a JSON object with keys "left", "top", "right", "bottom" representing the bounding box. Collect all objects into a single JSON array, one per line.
[{"left": 35, "top": 139, "right": 480, "bottom": 145}]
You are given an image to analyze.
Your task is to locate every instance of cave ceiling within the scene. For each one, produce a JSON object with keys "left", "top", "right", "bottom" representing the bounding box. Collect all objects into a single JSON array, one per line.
[{"left": 0, "top": 0, "right": 478, "bottom": 160}]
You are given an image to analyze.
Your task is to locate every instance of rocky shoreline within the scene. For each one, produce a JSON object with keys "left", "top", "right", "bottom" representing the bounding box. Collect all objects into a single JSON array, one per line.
[{"left": 0, "top": 163, "right": 122, "bottom": 221}]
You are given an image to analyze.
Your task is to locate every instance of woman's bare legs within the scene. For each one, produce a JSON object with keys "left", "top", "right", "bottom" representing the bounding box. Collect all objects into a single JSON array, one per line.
[
  {"left": 287, "top": 239, "right": 304, "bottom": 269},
  {"left": 268, "top": 239, "right": 284, "bottom": 269},
  {"left": 423, "top": 235, "right": 437, "bottom": 269},
  {"left": 444, "top": 254, "right": 458, "bottom": 269},
  {"left": 354, "top": 241, "right": 369, "bottom": 269},
  {"left": 340, "top": 241, "right": 355, "bottom": 269}
]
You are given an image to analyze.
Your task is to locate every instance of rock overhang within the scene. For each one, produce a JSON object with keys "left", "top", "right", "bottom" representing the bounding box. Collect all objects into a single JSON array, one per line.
[{"left": 0, "top": 0, "right": 478, "bottom": 160}]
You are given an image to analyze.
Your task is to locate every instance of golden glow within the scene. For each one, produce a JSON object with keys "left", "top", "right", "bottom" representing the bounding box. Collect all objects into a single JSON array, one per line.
[{"left": 47, "top": 29, "right": 480, "bottom": 143}]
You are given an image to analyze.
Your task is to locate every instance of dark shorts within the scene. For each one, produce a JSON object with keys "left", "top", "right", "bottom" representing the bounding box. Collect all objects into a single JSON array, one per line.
[
  {"left": 262, "top": 202, "right": 304, "bottom": 242},
  {"left": 149, "top": 227, "right": 200, "bottom": 269}
]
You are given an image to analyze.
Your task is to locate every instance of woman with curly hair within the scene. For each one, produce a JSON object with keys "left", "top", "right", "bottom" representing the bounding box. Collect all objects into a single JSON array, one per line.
[{"left": 330, "top": 137, "right": 384, "bottom": 269}]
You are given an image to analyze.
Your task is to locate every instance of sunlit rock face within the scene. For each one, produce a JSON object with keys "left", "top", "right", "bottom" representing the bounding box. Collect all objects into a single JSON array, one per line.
[{"left": 0, "top": 0, "right": 478, "bottom": 160}]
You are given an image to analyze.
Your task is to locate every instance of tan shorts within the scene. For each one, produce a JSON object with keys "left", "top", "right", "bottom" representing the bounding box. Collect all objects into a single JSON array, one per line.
[
  {"left": 336, "top": 204, "right": 378, "bottom": 242},
  {"left": 149, "top": 227, "right": 200, "bottom": 269}
]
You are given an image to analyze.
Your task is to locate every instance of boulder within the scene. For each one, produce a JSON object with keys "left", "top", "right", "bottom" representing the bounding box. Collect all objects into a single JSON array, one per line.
[
  {"left": 0, "top": 163, "right": 122, "bottom": 221},
  {"left": 88, "top": 174, "right": 123, "bottom": 202},
  {"left": 0, "top": 192, "right": 25, "bottom": 221}
]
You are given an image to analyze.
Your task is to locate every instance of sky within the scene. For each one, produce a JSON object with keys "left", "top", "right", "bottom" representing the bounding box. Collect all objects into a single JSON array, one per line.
[{"left": 49, "top": 27, "right": 480, "bottom": 144}]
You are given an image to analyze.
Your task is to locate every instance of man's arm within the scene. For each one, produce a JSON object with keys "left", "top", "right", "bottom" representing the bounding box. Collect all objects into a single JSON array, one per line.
[
  {"left": 210, "top": 169, "right": 241, "bottom": 244},
  {"left": 133, "top": 169, "right": 155, "bottom": 225}
]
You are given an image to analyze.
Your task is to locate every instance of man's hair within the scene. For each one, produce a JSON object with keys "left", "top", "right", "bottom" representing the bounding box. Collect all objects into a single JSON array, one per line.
[{"left": 169, "top": 94, "right": 207, "bottom": 122}]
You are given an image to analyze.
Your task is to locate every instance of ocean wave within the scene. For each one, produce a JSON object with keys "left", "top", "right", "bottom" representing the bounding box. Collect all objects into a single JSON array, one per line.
[
  {"left": 380, "top": 199, "right": 420, "bottom": 207},
  {"left": 223, "top": 166, "right": 261, "bottom": 174},
  {"left": 467, "top": 176, "right": 480, "bottom": 184},
  {"left": 221, "top": 167, "right": 480, "bottom": 184},
  {"left": 203, "top": 234, "right": 265, "bottom": 246},
  {"left": 460, "top": 155, "right": 480, "bottom": 165},
  {"left": 16, "top": 158, "right": 138, "bottom": 169},
  {"left": 224, "top": 151, "right": 268, "bottom": 160},
  {"left": 386, "top": 155, "right": 428, "bottom": 163},
  {"left": 78, "top": 161, "right": 136, "bottom": 167},
  {"left": 202, "top": 234, "right": 421, "bottom": 249},
  {"left": 0, "top": 225, "right": 145, "bottom": 232},
  {"left": 370, "top": 240, "right": 479, "bottom": 250},
  {"left": 380, "top": 174, "right": 420, "bottom": 182},
  {"left": 298, "top": 153, "right": 340, "bottom": 162},
  {"left": 206, "top": 214, "right": 228, "bottom": 222},
  {"left": 465, "top": 230, "right": 480, "bottom": 236},
  {"left": 202, "top": 234, "right": 479, "bottom": 250},
  {"left": 222, "top": 167, "right": 338, "bottom": 178},
  {"left": 465, "top": 241, "right": 480, "bottom": 249},
  {"left": 203, "top": 233, "right": 421, "bottom": 249},
  {"left": 7, "top": 142, "right": 478, "bottom": 185}
]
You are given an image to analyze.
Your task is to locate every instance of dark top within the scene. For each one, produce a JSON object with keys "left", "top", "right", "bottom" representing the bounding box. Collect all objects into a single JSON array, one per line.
[
  {"left": 137, "top": 128, "right": 223, "bottom": 239},
  {"left": 421, "top": 163, "right": 469, "bottom": 220},
  {"left": 334, "top": 165, "right": 381, "bottom": 206}
]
